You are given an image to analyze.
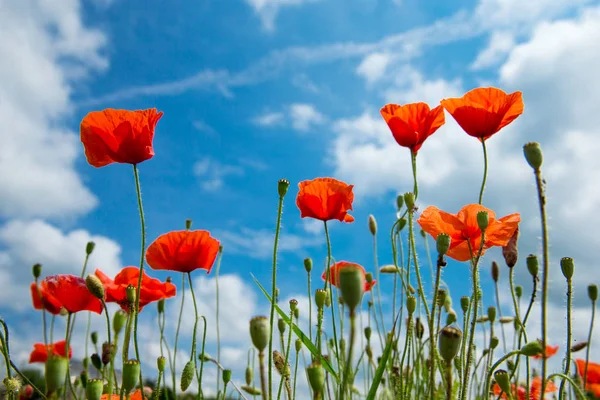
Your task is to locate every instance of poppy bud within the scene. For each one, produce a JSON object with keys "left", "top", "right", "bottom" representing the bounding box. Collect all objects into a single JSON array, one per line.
[
  {"left": 185, "top": 219, "right": 192, "bottom": 230},
  {"left": 289, "top": 299, "right": 298, "bottom": 312},
  {"left": 304, "top": 258, "right": 312, "bottom": 273},
  {"left": 502, "top": 228, "right": 519, "bottom": 268},
  {"left": 515, "top": 285, "right": 523, "bottom": 298},
  {"left": 491, "top": 261, "right": 499, "bottom": 282},
  {"left": 113, "top": 310, "right": 127, "bottom": 336},
  {"left": 560, "top": 257, "right": 574, "bottom": 280},
  {"left": 438, "top": 326, "right": 462, "bottom": 363},
  {"left": 446, "top": 311, "right": 457, "bottom": 325},
  {"left": 86, "top": 378, "right": 103, "bottom": 400},
  {"left": 180, "top": 361, "right": 195, "bottom": 391},
  {"left": 86, "top": 274, "right": 105, "bottom": 300},
  {"left": 415, "top": 318, "right": 424, "bottom": 339},
  {"left": 307, "top": 362, "right": 325, "bottom": 393},
  {"left": 90, "top": 353, "right": 102, "bottom": 370},
  {"left": 499, "top": 316, "right": 514, "bottom": 324},
  {"left": 91, "top": 331, "right": 99, "bottom": 345},
  {"left": 407, "top": 296, "right": 416, "bottom": 315},
  {"left": 278, "top": 179, "right": 290, "bottom": 197},
  {"left": 589, "top": 284, "right": 598, "bottom": 302},
  {"left": 436, "top": 289, "right": 447, "bottom": 308},
  {"left": 157, "top": 299, "right": 165, "bottom": 314},
  {"left": 364, "top": 327, "right": 372, "bottom": 340},
  {"left": 365, "top": 214, "right": 377, "bottom": 237},
  {"left": 241, "top": 386, "right": 262, "bottom": 396},
  {"left": 126, "top": 284, "right": 136, "bottom": 304},
  {"left": 32, "top": 263, "right": 42, "bottom": 279},
  {"left": 487, "top": 306, "right": 497, "bottom": 323},
  {"left": 339, "top": 265, "right": 365, "bottom": 311},
  {"left": 199, "top": 352, "right": 212, "bottom": 362},
  {"left": 526, "top": 254, "right": 539, "bottom": 277},
  {"left": 86, "top": 241, "right": 96, "bottom": 255},
  {"left": 436, "top": 233, "right": 451, "bottom": 256},
  {"left": 476, "top": 211, "right": 488, "bottom": 231},
  {"left": 365, "top": 273, "right": 373, "bottom": 283},
  {"left": 156, "top": 356, "right": 166, "bottom": 373},
  {"left": 315, "top": 289, "right": 327, "bottom": 309},
  {"left": 420, "top": 229, "right": 426, "bottom": 238},
  {"left": 273, "top": 350, "right": 290, "bottom": 377},
  {"left": 295, "top": 339, "right": 302, "bottom": 353},
  {"left": 397, "top": 218, "right": 407, "bottom": 232},
  {"left": 222, "top": 369, "right": 232, "bottom": 385},
  {"left": 507, "top": 360, "right": 516, "bottom": 372},
  {"left": 45, "top": 356, "right": 67, "bottom": 394},
  {"left": 293, "top": 307, "right": 299, "bottom": 319},
  {"left": 380, "top": 265, "right": 399, "bottom": 274},
  {"left": 403, "top": 192, "right": 415, "bottom": 210},
  {"left": 396, "top": 195, "right": 404, "bottom": 211},
  {"left": 83, "top": 357, "right": 89, "bottom": 369},
  {"left": 460, "top": 296, "right": 469, "bottom": 313},
  {"left": 476, "top": 316, "right": 489, "bottom": 324},
  {"left": 490, "top": 336, "right": 499, "bottom": 350},
  {"left": 571, "top": 341, "right": 588, "bottom": 353},
  {"left": 523, "top": 142, "right": 543, "bottom": 170},
  {"left": 249, "top": 316, "right": 270, "bottom": 352},
  {"left": 102, "top": 342, "right": 113, "bottom": 365},
  {"left": 494, "top": 370, "right": 512, "bottom": 397},
  {"left": 22, "top": 384, "right": 34, "bottom": 399},
  {"left": 278, "top": 318, "right": 286, "bottom": 334},
  {"left": 245, "top": 366, "right": 253, "bottom": 385},
  {"left": 520, "top": 341, "right": 544, "bottom": 357}
]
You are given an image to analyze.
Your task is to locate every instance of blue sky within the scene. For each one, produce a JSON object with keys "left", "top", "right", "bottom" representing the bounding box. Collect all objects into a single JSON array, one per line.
[{"left": 3, "top": 0, "right": 600, "bottom": 396}]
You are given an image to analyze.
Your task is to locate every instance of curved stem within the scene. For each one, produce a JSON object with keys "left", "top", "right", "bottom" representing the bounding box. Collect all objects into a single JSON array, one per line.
[
  {"left": 584, "top": 299, "right": 596, "bottom": 388},
  {"left": 132, "top": 164, "right": 146, "bottom": 398},
  {"left": 478, "top": 139, "right": 488, "bottom": 205},
  {"left": 215, "top": 247, "right": 223, "bottom": 394},
  {"left": 307, "top": 270, "right": 313, "bottom": 344},
  {"left": 187, "top": 272, "right": 203, "bottom": 397},
  {"left": 323, "top": 221, "right": 340, "bottom": 368},
  {"left": 547, "top": 373, "right": 588, "bottom": 400},
  {"left": 429, "top": 257, "right": 443, "bottom": 400},
  {"left": 483, "top": 350, "right": 521, "bottom": 398},
  {"left": 172, "top": 273, "right": 186, "bottom": 397},
  {"left": 559, "top": 277, "right": 573, "bottom": 399}
]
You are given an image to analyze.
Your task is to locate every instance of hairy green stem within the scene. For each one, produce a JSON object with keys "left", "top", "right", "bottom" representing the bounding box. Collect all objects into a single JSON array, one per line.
[
  {"left": 172, "top": 273, "right": 186, "bottom": 397},
  {"left": 584, "top": 298, "right": 596, "bottom": 388},
  {"left": 132, "top": 164, "right": 146, "bottom": 398},
  {"left": 478, "top": 139, "right": 488, "bottom": 205},
  {"left": 215, "top": 247, "right": 224, "bottom": 393},
  {"left": 559, "top": 277, "right": 573, "bottom": 399},
  {"left": 323, "top": 221, "right": 340, "bottom": 369}
]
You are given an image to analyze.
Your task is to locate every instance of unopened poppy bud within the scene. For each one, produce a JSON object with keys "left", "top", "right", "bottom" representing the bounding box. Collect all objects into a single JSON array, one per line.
[
  {"left": 499, "top": 316, "right": 514, "bottom": 324},
  {"left": 560, "top": 257, "right": 574, "bottom": 280},
  {"left": 91, "top": 331, "right": 99, "bottom": 345},
  {"left": 589, "top": 284, "right": 598, "bottom": 302},
  {"left": 45, "top": 356, "right": 67, "bottom": 394},
  {"left": 157, "top": 356, "right": 166, "bottom": 372},
  {"left": 396, "top": 195, "right": 404, "bottom": 210},
  {"left": 293, "top": 308, "right": 299, "bottom": 319},
  {"left": 502, "top": 228, "right": 519, "bottom": 268},
  {"left": 83, "top": 357, "right": 89, "bottom": 369},
  {"left": 32, "top": 263, "right": 42, "bottom": 279},
  {"left": 245, "top": 366, "right": 253, "bottom": 385},
  {"left": 364, "top": 327, "right": 372, "bottom": 340},
  {"left": 476, "top": 316, "right": 489, "bottom": 324},
  {"left": 249, "top": 316, "right": 270, "bottom": 352},
  {"left": 315, "top": 289, "right": 327, "bottom": 309},
  {"left": 166, "top": 276, "right": 172, "bottom": 283},
  {"left": 368, "top": 214, "right": 377, "bottom": 236},
  {"left": 180, "top": 361, "right": 195, "bottom": 391},
  {"left": 415, "top": 318, "right": 424, "bottom": 339},
  {"left": 460, "top": 296, "right": 469, "bottom": 313},
  {"left": 507, "top": 360, "right": 515, "bottom": 372},
  {"left": 86, "top": 274, "right": 105, "bottom": 299},
  {"left": 222, "top": 369, "right": 232, "bottom": 385},
  {"left": 289, "top": 299, "right": 298, "bottom": 311},
  {"left": 494, "top": 370, "right": 512, "bottom": 396},
  {"left": 436, "top": 233, "right": 451, "bottom": 256},
  {"left": 3, "top": 377, "right": 20, "bottom": 393},
  {"left": 90, "top": 353, "right": 102, "bottom": 370},
  {"left": 328, "top": 338, "right": 335, "bottom": 349},
  {"left": 278, "top": 179, "right": 290, "bottom": 197},
  {"left": 241, "top": 386, "right": 262, "bottom": 396},
  {"left": 278, "top": 318, "right": 286, "bottom": 334},
  {"left": 157, "top": 299, "right": 165, "bottom": 314},
  {"left": 523, "top": 142, "right": 543, "bottom": 170},
  {"left": 101, "top": 342, "right": 113, "bottom": 365},
  {"left": 487, "top": 306, "right": 497, "bottom": 323},
  {"left": 307, "top": 362, "right": 325, "bottom": 393},
  {"left": 199, "top": 352, "right": 212, "bottom": 362},
  {"left": 526, "top": 254, "right": 539, "bottom": 277},
  {"left": 113, "top": 310, "right": 127, "bottom": 336},
  {"left": 86, "top": 378, "right": 103, "bottom": 400},
  {"left": 477, "top": 211, "right": 488, "bottom": 231},
  {"left": 420, "top": 229, "right": 426, "bottom": 238},
  {"left": 126, "top": 284, "right": 136, "bottom": 304},
  {"left": 407, "top": 296, "right": 416, "bottom": 315},
  {"left": 437, "top": 289, "right": 447, "bottom": 308},
  {"left": 490, "top": 336, "right": 499, "bottom": 350},
  {"left": 446, "top": 311, "right": 457, "bottom": 325},
  {"left": 295, "top": 339, "right": 302, "bottom": 353},
  {"left": 438, "top": 326, "right": 462, "bottom": 363},
  {"left": 520, "top": 341, "right": 544, "bottom": 357},
  {"left": 339, "top": 265, "right": 365, "bottom": 311},
  {"left": 571, "top": 341, "right": 588, "bottom": 353},
  {"left": 86, "top": 241, "right": 96, "bottom": 255},
  {"left": 365, "top": 273, "right": 373, "bottom": 284},
  {"left": 304, "top": 258, "right": 312, "bottom": 273},
  {"left": 515, "top": 285, "right": 523, "bottom": 298},
  {"left": 273, "top": 350, "right": 290, "bottom": 377},
  {"left": 491, "top": 261, "right": 499, "bottom": 282},
  {"left": 403, "top": 192, "right": 415, "bottom": 210},
  {"left": 380, "top": 265, "right": 399, "bottom": 274},
  {"left": 397, "top": 218, "right": 407, "bottom": 232},
  {"left": 408, "top": 284, "right": 416, "bottom": 295},
  {"left": 185, "top": 219, "right": 192, "bottom": 230}
]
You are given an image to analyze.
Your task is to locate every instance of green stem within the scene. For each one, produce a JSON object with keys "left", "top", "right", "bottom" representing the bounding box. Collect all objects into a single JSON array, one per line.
[
  {"left": 132, "top": 164, "right": 146, "bottom": 398},
  {"left": 63, "top": 313, "right": 78, "bottom": 400},
  {"left": 259, "top": 351, "right": 268, "bottom": 400},
  {"left": 445, "top": 361, "right": 453, "bottom": 400},
  {"left": 547, "top": 373, "right": 588, "bottom": 400},
  {"left": 429, "top": 257, "right": 443, "bottom": 400},
  {"left": 494, "top": 281, "right": 507, "bottom": 354},
  {"left": 323, "top": 221, "right": 340, "bottom": 369},
  {"left": 373, "top": 233, "right": 385, "bottom": 334},
  {"left": 50, "top": 315, "right": 55, "bottom": 345},
  {"left": 559, "top": 277, "right": 573, "bottom": 399},
  {"left": 123, "top": 310, "right": 133, "bottom": 362},
  {"left": 268, "top": 190, "right": 286, "bottom": 400},
  {"left": 584, "top": 299, "right": 596, "bottom": 388},
  {"left": 215, "top": 247, "right": 224, "bottom": 394},
  {"left": 198, "top": 315, "right": 208, "bottom": 400},
  {"left": 103, "top": 301, "right": 114, "bottom": 398},
  {"left": 483, "top": 350, "right": 521, "bottom": 398},
  {"left": 411, "top": 150, "right": 419, "bottom": 200},
  {"left": 293, "top": 347, "right": 300, "bottom": 400},
  {"left": 478, "top": 139, "right": 488, "bottom": 205},
  {"left": 277, "top": 310, "right": 294, "bottom": 400},
  {"left": 172, "top": 273, "right": 186, "bottom": 397},
  {"left": 187, "top": 272, "right": 202, "bottom": 397},
  {"left": 341, "top": 310, "right": 356, "bottom": 400},
  {"left": 7, "top": 359, "right": 48, "bottom": 400},
  {"left": 307, "top": 270, "right": 313, "bottom": 344}
]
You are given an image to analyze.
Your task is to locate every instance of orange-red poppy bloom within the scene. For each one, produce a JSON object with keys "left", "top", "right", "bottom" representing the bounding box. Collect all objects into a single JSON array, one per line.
[
  {"left": 28, "top": 340, "right": 72, "bottom": 363},
  {"left": 296, "top": 178, "right": 355, "bottom": 223},
  {"left": 321, "top": 261, "right": 376, "bottom": 292},
  {"left": 80, "top": 108, "right": 163, "bottom": 167},
  {"left": 95, "top": 267, "right": 176, "bottom": 311},
  {"left": 40, "top": 275, "right": 103, "bottom": 314},
  {"left": 417, "top": 204, "right": 520, "bottom": 262},
  {"left": 440, "top": 87, "right": 523, "bottom": 140},
  {"left": 101, "top": 390, "right": 143, "bottom": 400},
  {"left": 30, "top": 282, "right": 62, "bottom": 315},
  {"left": 380, "top": 103, "right": 445, "bottom": 153},
  {"left": 146, "top": 230, "right": 221, "bottom": 274},
  {"left": 493, "top": 377, "right": 557, "bottom": 400},
  {"left": 532, "top": 344, "right": 559, "bottom": 360},
  {"left": 576, "top": 359, "right": 600, "bottom": 397}
]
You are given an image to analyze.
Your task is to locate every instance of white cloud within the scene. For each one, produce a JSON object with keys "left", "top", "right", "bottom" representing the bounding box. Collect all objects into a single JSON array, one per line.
[
  {"left": 289, "top": 103, "right": 325, "bottom": 131},
  {"left": 193, "top": 157, "right": 245, "bottom": 192},
  {"left": 245, "top": 0, "right": 321, "bottom": 31},
  {"left": 253, "top": 111, "right": 285, "bottom": 127},
  {"left": 193, "top": 120, "right": 218, "bottom": 136},
  {"left": 356, "top": 52, "right": 393, "bottom": 84},
  {"left": 470, "top": 31, "right": 516, "bottom": 70}
]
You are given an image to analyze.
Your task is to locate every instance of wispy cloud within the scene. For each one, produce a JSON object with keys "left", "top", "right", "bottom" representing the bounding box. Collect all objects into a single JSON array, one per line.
[
  {"left": 245, "top": 0, "right": 322, "bottom": 31},
  {"left": 253, "top": 111, "right": 285, "bottom": 127},
  {"left": 289, "top": 103, "right": 325, "bottom": 131},
  {"left": 192, "top": 120, "right": 218, "bottom": 136},
  {"left": 193, "top": 156, "right": 266, "bottom": 191}
]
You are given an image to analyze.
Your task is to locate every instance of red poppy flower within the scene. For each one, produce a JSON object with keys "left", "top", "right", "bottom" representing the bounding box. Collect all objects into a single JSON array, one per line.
[
  {"left": 493, "top": 377, "right": 557, "bottom": 400},
  {"left": 532, "top": 344, "right": 559, "bottom": 360},
  {"left": 30, "top": 282, "right": 63, "bottom": 315},
  {"left": 380, "top": 103, "right": 445, "bottom": 153},
  {"left": 296, "top": 178, "right": 355, "bottom": 223},
  {"left": 417, "top": 204, "right": 520, "bottom": 262},
  {"left": 146, "top": 230, "right": 220, "bottom": 274},
  {"left": 40, "top": 275, "right": 103, "bottom": 314},
  {"left": 440, "top": 87, "right": 523, "bottom": 140},
  {"left": 95, "top": 267, "right": 176, "bottom": 312},
  {"left": 576, "top": 359, "right": 600, "bottom": 396},
  {"left": 80, "top": 108, "right": 163, "bottom": 167},
  {"left": 101, "top": 390, "right": 143, "bottom": 400},
  {"left": 28, "top": 340, "right": 72, "bottom": 363},
  {"left": 321, "top": 261, "right": 376, "bottom": 292}
]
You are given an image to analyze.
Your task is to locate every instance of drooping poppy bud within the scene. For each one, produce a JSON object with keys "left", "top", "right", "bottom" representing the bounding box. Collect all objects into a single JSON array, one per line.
[
  {"left": 515, "top": 286, "right": 523, "bottom": 298},
  {"left": 520, "top": 341, "right": 544, "bottom": 357},
  {"left": 364, "top": 327, "right": 372, "bottom": 340},
  {"left": 90, "top": 353, "right": 102, "bottom": 370},
  {"left": 249, "top": 316, "right": 269, "bottom": 352},
  {"left": 102, "top": 342, "right": 113, "bottom": 365},
  {"left": 571, "top": 341, "right": 588, "bottom": 353},
  {"left": 245, "top": 366, "right": 253, "bottom": 385},
  {"left": 502, "top": 228, "right": 519, "bottom": 268},
  {"left": 446, "top": 311, "right": 457, "bottom": 325},
  {"left": 241, "top": 386, "right": 262, "bottom": 396},
  {"left": 86, "top": 274, "right": 105, "bottom": 300},
  {"left": 273, "top": 350, "right": 290, "bottom": 377},
  {"left": 491, "top": 261, "right": 499, "bottom": 282},
  {"left": 523, "top": 142, "right": 543, "bottom": 170},
  {"left": 499, "top": 317, "right": 514, "bottom": 324},
  {"left": 180, "top": 361, "right": 195, "bottom": 391},
  {"left": 438, "top": 326, "right": 462, "bottom": 363},
  {"left": 91, "top": 332, "right": 99, "bottom": 345},
  {"left": 278, "top": 318, "right": 286, "bottom": 334},
  {"left": 490, "top": 336, "right": 499, "bottom": 350},
  {"left": 113, "top": 310, "right": 127, "bottom": 336},
  {"left": 396, "top": 195, "right": 404, "bottom": 211},
  {"left": 295, "top": 339, "right": 302, "bottom": 353}
]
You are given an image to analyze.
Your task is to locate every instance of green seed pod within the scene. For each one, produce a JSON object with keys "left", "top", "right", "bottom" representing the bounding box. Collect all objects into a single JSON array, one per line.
[
  {"left": 295, "top": 339, "right": 302, "bottom": 353},
  {"left": 278, "top": 179, "right": 290, "bottom": 197},
  {"left": 306, "top": 362, "right": 325, "bottom": 393},
  {"left": 304, "top": 258, "right": 312, "bottom": 273},
  {"left": 526, "top": 254, "right": 539, "bottom": 277},
  {"left": 113, "top": 310, "right": 127, "bottom": 336},
  {"left": 380, "top": 265, "right": 399, "bottom": 274},
  {"left": 523, "top": 142, "right": 543, "bottom": 170},
  {"left": 122, "top": 359, "right": 140, "bottom": 393},
  {"left": 32, "top": 263, "right": 42, "bottom": 279},
  {"left": 460, "top": 296, "right": 469, "bottom": 313},
  {"left": 589, "top": 284, "right": 598, "bottom": 302},
  {"left": 157, "top": 356, "right": 166, "bottom": 372},
  {"left": 396, "top": 195, "right": 404, "bottom": 210},
  {"left": 45, "top": 356, "right": 67, "bottom": 394},
  {"left": 364, "top": 327, "right": 372, "bottom": 340},
  {"left": 90, "top": 331, "right": 99, "bottom": 345},
  {"left": 403, "top": 192, "right": 415, "bottom": 210},
  {"left": 126, "top": 284, "right": 136, "bottom": 304},
  {"left": 293, "top": 307, "right": 299, "bottom": 319},
  {"left": 446, "top": 311, "right": 457, "bottom": 325},
  {"left": 180, "top": 361, "right": 195, "bottom": 391},
  {"left": 241, "top": 386, "right": 262, "bottom": 396},
  {"left": 315, "top": 289, "right": 327, "bottom": 309},
  {"left": 90, "top": 354, "right": 102, "bottom": 370},
  {"left": 397, "top": 218, "right": 407, "bottom": 232},
  {"left": 339, "top": 264, "right": 365, "bottom": 311},
  {"left": 515, "top": 286, "right": 523, "bottom": 298},
  {"left": 157, "top": 299, "right": 165, "bottom": 314},
  {"left": 83, "top": 357, "right": 89, "bottom": 369},
  {"left": 222, "top": 369, "right": 232, "bottom": 385},
  {"left": 368, "top": 214, "right": 377, "bottom": 236},
  {"left": 494, "top": 370, "right": 512, "bottom": 397},
  {"left": 487, "top": 306, "right": 497, "bottom": 323},
  {"left": 289, "top": 299, "right": 298, "bottom": 311},
  {"left": 477, "top": 211, "right": 489, "bottom": 231},
  {"left": 407, "top": 296, "right": 416, "bottom": 315},
  {"left": 499, "top": 316, "right": 514, "bottom": 324},
  {"left": 245, "top": 366, "right": 253, "bottom": 385},
  {"left": 491, "top": 261, "right": 499, "bottom": 282},
  {"left": 85, "top": 378, "right": 103, "bottom": 400},
  {"left": 520, "top": 341, "right": 544, "bottom": 357},
  {"left": 560, "top": 257, "right": 574, "bottom": 280},
  {"left": 80, "top": 370, "right": 87, "bottom": 388},
  {"left": 185, "top": 219, "right": 192, "bottom": 230},
  {"left": 249, "top": 316, "right": 270, "bottom": 352},
  {"left": 278, "top": 318, "right": 286, "bottom": 334},
  {"left": 86, "top": 241, "right": 96, "bottom": 255},
  {"left": 490, "top": 336, "right": 499, "bottom": 350},
  {"left": 86, "top": 274, "right": 105, "bottom": 299},
  {"left": 436, "top": 233, "right": 451, "bottom": 256},
  {"left": 438, "top": 326, "right": 462, "bottom": 362}
]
